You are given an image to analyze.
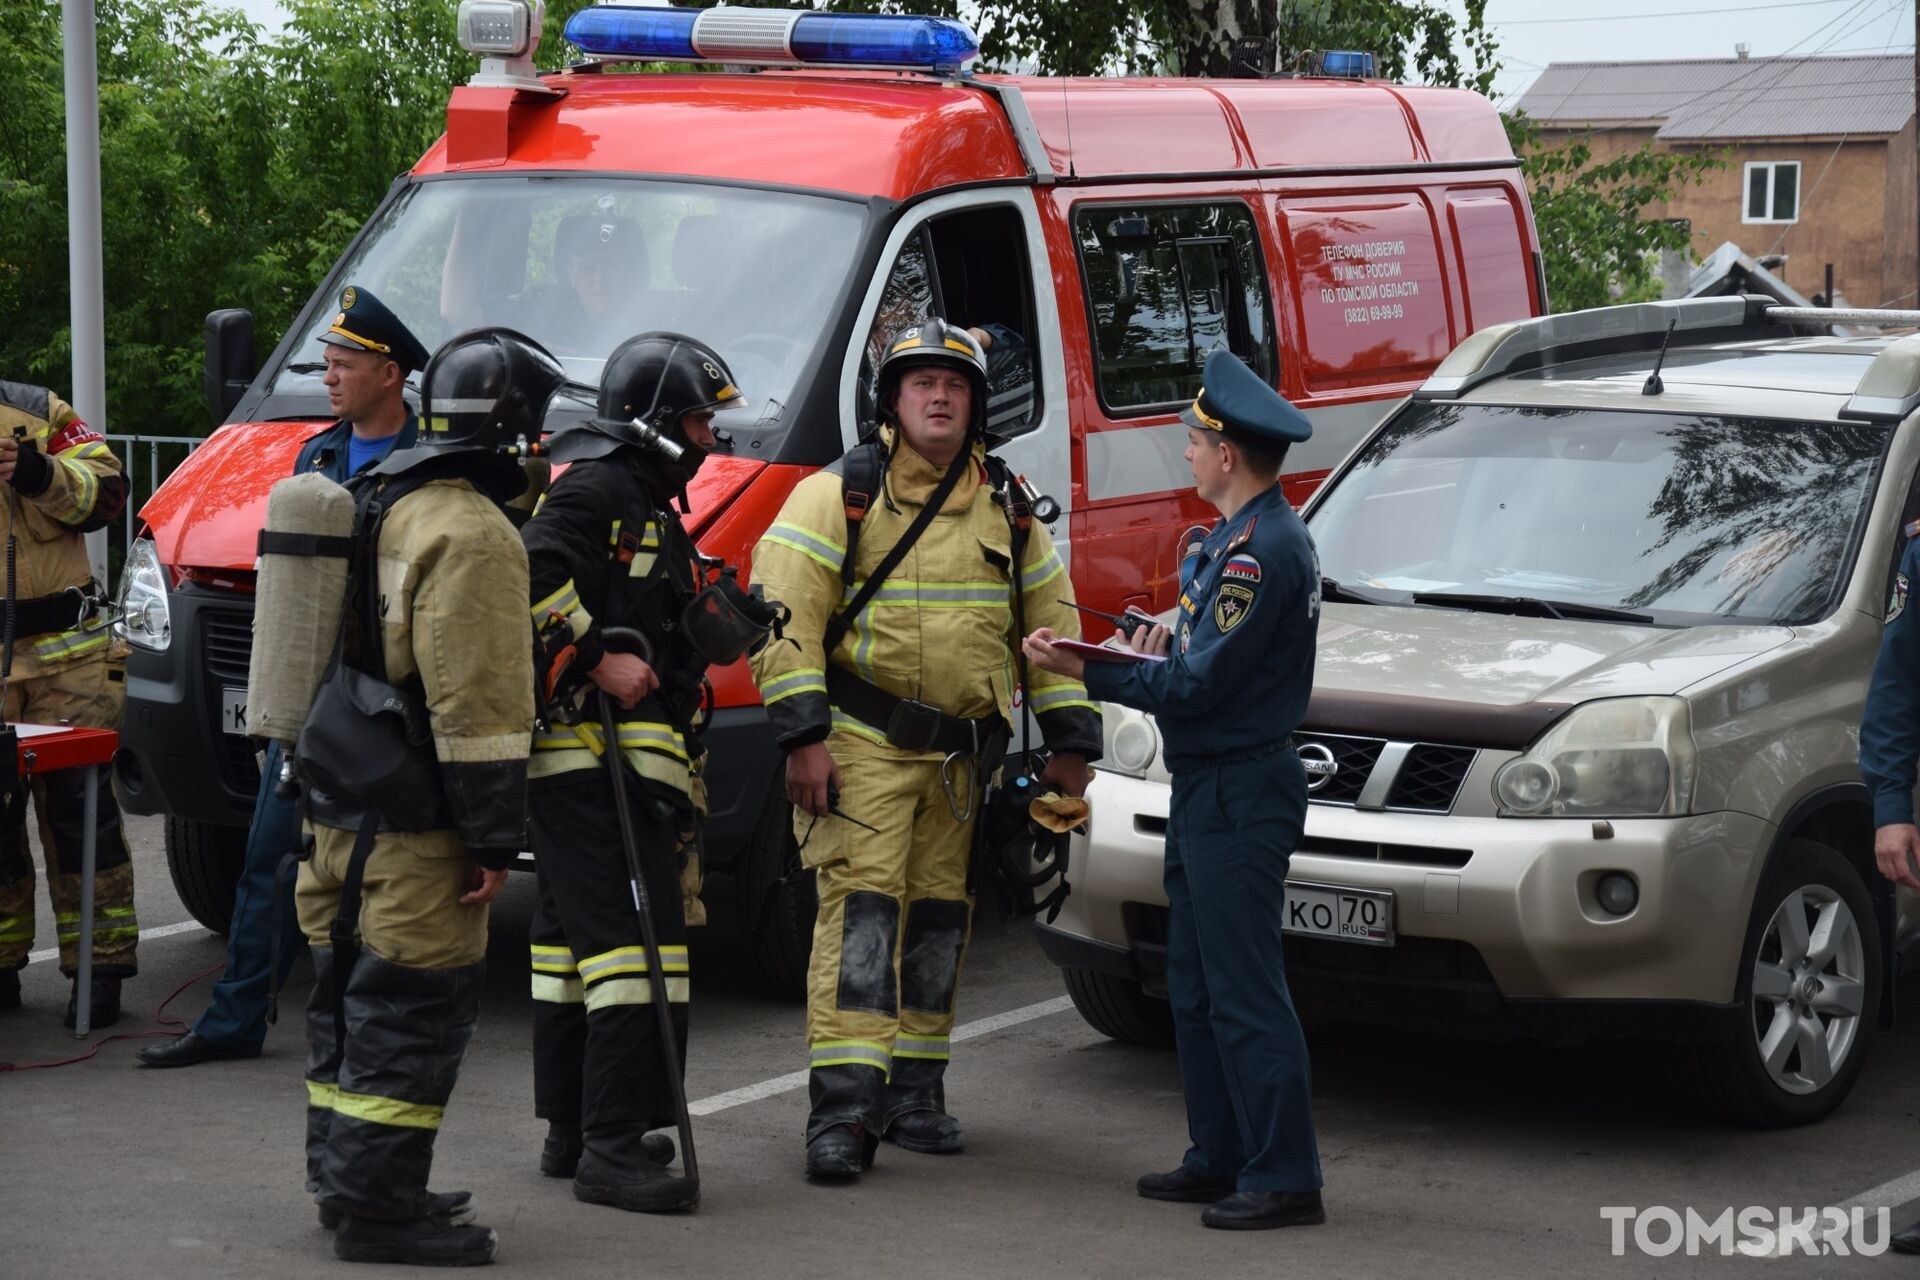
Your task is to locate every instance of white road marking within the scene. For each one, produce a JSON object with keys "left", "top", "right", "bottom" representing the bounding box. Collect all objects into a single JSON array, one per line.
[
  {"left": 26, "top": 919, "right": 207, "bottom": 965},
  {"left": 1839, "top": 1169, "right": 1920, "bottom": 1213},
  {"left": 688, "top": 994, "right": 1075, "bottom": 1117}
]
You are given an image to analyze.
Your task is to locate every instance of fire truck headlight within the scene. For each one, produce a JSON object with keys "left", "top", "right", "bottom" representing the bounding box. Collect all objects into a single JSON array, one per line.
[{"left": 458, "top": 0, "right": 541, "bottom": 58}]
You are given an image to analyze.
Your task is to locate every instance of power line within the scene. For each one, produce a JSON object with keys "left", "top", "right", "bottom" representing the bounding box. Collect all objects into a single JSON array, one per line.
[{"left": 1494, "top": 0, "right": 1853, "bottom": 23}]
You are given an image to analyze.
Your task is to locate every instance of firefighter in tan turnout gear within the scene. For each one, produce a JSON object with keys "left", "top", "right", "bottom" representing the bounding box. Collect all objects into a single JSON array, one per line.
[
  {"left": 291, "top": 327, "right": 543, "bottom": 1267},
  {"left": 749, "top": 319, "right": 1101, "bottom": 1180},
  {"left": 0, "top": 381, "right": 132, "bottom": 1028}
]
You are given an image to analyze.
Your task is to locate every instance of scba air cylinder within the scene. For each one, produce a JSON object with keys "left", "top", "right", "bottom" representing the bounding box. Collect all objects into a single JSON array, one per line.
[{"left": 247, "top": 472, "right": 355, "bottom": 744}]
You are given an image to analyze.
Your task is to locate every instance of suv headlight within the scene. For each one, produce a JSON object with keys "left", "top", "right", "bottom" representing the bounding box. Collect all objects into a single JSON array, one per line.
[
  {"left": 1493, "top": 696, "right": 1696, "bottom": 818},
  {"left": 113, "top": 536, "right": 172, "bottom": 652},
  {"left": 1096, "top": 703, "right": 1160, "bottom": 779}
]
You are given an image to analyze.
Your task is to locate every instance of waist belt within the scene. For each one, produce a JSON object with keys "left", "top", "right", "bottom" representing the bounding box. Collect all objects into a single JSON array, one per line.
[
  {"left": 826, "top": 665, "right": 1001, "bottom": 757},
  {"left": 4, "top": 588, "right": 87, "bottom": 641}
]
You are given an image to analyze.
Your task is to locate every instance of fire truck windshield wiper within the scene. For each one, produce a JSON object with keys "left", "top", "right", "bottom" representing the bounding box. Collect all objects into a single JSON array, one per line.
[
  {"left": 1320, "top": 576, "right": 1397, "bottom": 607},
  {"left": 284, "top": 361, "right": 327, "bottom": 375}
]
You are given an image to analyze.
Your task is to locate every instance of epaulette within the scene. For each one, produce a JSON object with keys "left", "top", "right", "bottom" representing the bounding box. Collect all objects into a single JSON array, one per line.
[
  {"left": 1226, "top": 515, "right": 1258, "bottom": 552},
  {"left": 1904, "top": 517, "right": 1920, "bottom": 542}
]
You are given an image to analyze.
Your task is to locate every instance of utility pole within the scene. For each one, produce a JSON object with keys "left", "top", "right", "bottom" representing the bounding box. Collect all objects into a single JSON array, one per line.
[{"left": 62, "top": 0, "right": 108, "bottom": 590}]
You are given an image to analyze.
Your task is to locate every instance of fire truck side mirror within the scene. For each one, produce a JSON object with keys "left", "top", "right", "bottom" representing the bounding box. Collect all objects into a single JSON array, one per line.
[{"left": 204, "top": 308, "right": 257, "bottom": 429}]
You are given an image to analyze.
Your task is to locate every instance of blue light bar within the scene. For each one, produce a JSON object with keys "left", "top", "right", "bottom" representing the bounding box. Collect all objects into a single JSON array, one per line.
[
  {"left": 1318, "top": 50, "right": 1376, "bottom": 78},
  {"left": 565, "top": 5, "right": 980, "bottom": 71}
]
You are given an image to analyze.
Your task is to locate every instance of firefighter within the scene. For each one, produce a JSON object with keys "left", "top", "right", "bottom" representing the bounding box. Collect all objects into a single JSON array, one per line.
[
  {"left": 748, "top": 318, "right": 1101, "bottom": 1180},
  {"left": 0, "top": 381, "right": 133, "bottom": 1028},
  {"left": 520, "top": 333, "right": 755, "bottom": 1215},
  {"left": 140, "top": 283, "right": 429, "bottom": 1069},
  {"left": 293, "top": 326, "right": 543, "bottom": 1266}
]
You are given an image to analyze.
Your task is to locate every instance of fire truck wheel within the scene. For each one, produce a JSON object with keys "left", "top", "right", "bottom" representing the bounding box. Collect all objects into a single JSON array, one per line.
[
  {"left": 734, "top": 779, "right": 816, "bottom": 999},
  {"left": 163, "top": 816, "right": 248, "bottom": 936}
]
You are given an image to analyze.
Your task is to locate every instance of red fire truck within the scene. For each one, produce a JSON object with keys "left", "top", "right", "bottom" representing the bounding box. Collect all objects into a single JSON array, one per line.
[{"left": 112, "top": 4, "right": 1544, "bottom": 990}]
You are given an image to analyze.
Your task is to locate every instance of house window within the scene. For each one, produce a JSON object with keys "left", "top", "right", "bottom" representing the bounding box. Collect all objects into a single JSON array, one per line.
[{"left": 1743, "top": 161, "right": 1800, "bottom": 224}]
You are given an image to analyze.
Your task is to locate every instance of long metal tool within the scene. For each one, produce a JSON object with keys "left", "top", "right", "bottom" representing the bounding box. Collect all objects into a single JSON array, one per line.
[{"left": 594, "top": 626, "right": 699, "bottom": 1196}]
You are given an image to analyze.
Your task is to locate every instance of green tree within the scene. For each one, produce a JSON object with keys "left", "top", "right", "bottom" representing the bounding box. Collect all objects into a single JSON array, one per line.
[{"left": 1508, "top": 114, "right": 1722, "bottom": 312}]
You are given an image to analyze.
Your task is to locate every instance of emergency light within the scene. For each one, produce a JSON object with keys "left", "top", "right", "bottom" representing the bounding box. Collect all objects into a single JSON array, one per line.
[
  {"left": 456, "top": 0, "right": 557, "bottom": 93},
  {"left": 566, "top": 5, "right": 981, "bottom": 73},
  {"left": 1315, "top": 50, "right": 1376, "bottom": 78}
]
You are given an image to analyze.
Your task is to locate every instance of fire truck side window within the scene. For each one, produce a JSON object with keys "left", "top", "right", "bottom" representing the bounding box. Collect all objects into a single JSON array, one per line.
[
  {"left": 858, "top": 205, "right": 1043, "bottom": 438},
  {"left": 1074, "top": 202, "right": 1275, "bottom": 414}
]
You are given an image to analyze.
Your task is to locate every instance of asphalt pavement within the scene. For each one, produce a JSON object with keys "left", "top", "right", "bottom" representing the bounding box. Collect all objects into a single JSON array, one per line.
[{"left": 4, "top": 815, "right": 1920, "bottom": 1278}]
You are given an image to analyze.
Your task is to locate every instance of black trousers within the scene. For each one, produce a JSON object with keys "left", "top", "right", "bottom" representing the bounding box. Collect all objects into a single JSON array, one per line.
[{"left": 528, "top": 770, "right": 689, "bottom": 1149}]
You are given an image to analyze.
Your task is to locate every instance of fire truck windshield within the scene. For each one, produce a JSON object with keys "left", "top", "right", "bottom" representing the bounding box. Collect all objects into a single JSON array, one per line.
[{"left": 269, "top": 176, "right": 866, "bottom": 444}]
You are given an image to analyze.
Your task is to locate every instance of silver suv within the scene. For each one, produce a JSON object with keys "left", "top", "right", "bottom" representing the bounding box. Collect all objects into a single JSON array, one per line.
[{"left": 1038, "top": 296, "right": 1920, "bottom": 1127}]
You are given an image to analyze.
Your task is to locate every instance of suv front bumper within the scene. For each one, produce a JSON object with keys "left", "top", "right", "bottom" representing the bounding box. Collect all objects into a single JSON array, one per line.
[{"left": 1043, "top": 769, "right": 1770, "bottom": 1028}]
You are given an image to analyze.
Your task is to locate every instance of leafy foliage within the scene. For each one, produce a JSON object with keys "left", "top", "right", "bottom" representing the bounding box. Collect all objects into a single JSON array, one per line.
[{"left": 1508, "top": 114, "right": 1723, "bottom": 312}]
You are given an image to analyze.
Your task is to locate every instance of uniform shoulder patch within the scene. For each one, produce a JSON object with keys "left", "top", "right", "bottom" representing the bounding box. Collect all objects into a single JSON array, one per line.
[
  {"left": 1891, "top": 572, "right": 1909, "bottom": 625},
  {"left": 1214, "top": 581, "right": 1256, "bottom": 633},
  {"left": 1222, "top": 553, "right": 1261, "bottom": 583},
  {"left": 47, "top": 416, "right": 103, "bottom": 456}
]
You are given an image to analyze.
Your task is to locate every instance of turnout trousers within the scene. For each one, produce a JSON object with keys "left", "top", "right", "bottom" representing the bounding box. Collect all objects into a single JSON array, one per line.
[
  {"left": 0, "top": 658, "right": 136, "bottom": 976},
  {"left": 527, "top": 768, "right": 690, "bottom": 1150},
  {"left": 800, "top": 733, "right": 977, "bottom": 1141},
  {"left": 297, "top": 823, "right": 489, "bottom": 1221},
  {"left": 1163, "top": 748, "right": 1322, "bottom": 1193}
]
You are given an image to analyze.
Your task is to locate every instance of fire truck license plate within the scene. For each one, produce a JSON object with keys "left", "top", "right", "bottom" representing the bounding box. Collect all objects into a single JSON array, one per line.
[
  {"left": 220, "top": 687, "right": 248, "bottom": 736},
  {"left": 1282, "top": 880, "right": 1395, "bottom": 946}
]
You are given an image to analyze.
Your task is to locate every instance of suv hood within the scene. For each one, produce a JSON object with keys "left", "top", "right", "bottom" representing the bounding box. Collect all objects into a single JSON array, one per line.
[{"left": 1305, "top": 603, "right": 1792, "bottom": 748}]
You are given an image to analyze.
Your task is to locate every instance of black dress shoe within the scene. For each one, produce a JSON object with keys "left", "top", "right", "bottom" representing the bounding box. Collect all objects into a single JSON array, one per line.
[
  {"left": 1137, "top": 1166, "right": 1234, "bottom": 1203},
  {"left": 805, "top": 1125, "right": 877, "bottom": 1181},
  {"left": 137, "top": 1031, "right": 255, "bottom": 1068},
  {"left": 1890, "top": 1218, "right": 1920, "bottom": 1254},
  {"left": 1201, "top": 1190, "right": 1326, "bottom": 1231},
  {"left": 885, "top": 1109, "right": 965, "bottom": 1154},
  {"left": 63, "top": 975, "right": 120, "bottom": 1030}
]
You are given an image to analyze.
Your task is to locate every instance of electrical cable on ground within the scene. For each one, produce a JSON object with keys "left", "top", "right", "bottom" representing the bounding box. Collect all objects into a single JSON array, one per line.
[{"left": 0, "top": 959, "right": 224, "bottom": 1072}]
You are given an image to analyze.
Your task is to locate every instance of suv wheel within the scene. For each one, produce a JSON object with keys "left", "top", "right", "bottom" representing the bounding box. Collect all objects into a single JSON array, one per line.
[
  {"left": 1063, "top": 966, "right": 1174, "bottom": 1047},
  {"left": 162, "top": 817, "right": 249, "bottom": 935},
  {"left": 1680, "top": 838, "right": 1879, "bottom": 1127},
  {"left": 732, "top": 780, "right": 816, "bottom": 999}
]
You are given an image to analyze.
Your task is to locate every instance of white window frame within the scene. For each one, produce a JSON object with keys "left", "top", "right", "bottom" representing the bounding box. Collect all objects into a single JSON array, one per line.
[{"left": 1742, "top": 160, "right": 1801, "bottom": 225}]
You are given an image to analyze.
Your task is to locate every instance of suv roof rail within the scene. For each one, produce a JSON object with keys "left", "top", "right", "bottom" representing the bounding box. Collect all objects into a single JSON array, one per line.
[
  {"left": 1416, "top": 296, "right": 1777, "bottom": 401},
  {"left": 1839, "top": 333, "right": 1920, "bottom": 422},
  {"left": 1764, "top": 306, "right": 1920, "bottom": 328}
]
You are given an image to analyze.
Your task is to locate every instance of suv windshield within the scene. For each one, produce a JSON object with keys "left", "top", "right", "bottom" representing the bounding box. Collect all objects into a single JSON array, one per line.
[
  {"left": 270, "top": 176, "right": 866, "bottom": 447},
  {"left": 1309, "top": 402, "right": 1889, "bottom": 626}
]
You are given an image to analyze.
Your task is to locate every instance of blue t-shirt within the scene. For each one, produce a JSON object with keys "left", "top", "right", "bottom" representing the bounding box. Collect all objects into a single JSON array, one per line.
[{"left": 346, "top": 430, "right": 400, "bottom": 477}]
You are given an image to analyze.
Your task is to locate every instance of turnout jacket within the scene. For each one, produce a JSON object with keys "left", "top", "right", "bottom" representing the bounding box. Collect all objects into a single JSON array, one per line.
[
  {"left": 0, "top": 381, "right": 129, "bottom": 677},
  {"left": 348, "top": 477, "right": 535, "bottom": 866},
  {"left": 523, "top": 449, "right": 707, "bottom": 798},
  {"left": 750, "top": 429, "right": 1101, "bottom": 760}
]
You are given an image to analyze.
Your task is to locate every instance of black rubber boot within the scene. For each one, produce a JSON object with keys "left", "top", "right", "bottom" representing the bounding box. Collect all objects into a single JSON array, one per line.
[
  {"left": 885, "top": 1108, "right": 965, "bottom": 1154},
  {"left": 320, "top": 1190, "right": 475, "bottom": 1231},
  {"left": 62, "top": 975, "right": 120, "bottom": 1029},
  {"left": 805, "top": 1124, "right": 878, "bottom": 1182},
  {"left": 542, "top": 1122, "right": 673, "bottom": 1177},
  {"left": 332, "top": 1215, "right": 498, "bottom": 1266},
  {"left": 572, "top": 1127, "right": 698, "bottom": 1213},
  {"left": 0, "top": 968, "right": 19, "bottom": 1010}
]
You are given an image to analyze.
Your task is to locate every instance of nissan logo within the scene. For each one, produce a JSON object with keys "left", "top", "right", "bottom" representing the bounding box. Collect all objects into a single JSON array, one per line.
[{"left": 1298, "top": 742, "right": 1338, "bottom": 792}]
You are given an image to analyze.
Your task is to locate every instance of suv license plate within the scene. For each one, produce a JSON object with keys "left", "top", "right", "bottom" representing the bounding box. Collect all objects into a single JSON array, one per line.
[
  {"left": 220, "top": 686, "right": 248, "bottom": 736},
  {"left": 1283, "top": 880, "right": 1394, "bottom": 947}
]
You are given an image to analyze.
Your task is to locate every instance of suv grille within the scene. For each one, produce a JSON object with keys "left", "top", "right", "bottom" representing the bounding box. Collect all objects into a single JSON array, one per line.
[
  {"left": 1294, "top": 732, "right": 1476, "bottom": 815},
  {"left": 1385, "top": 745, "right": 1478, "bottom": 813},
  {"left": 202, "top": 609, "right": 259, "bottom": 792},
  {"left": 1294, "top": 732, "right": 1384, "bottom": 805}
]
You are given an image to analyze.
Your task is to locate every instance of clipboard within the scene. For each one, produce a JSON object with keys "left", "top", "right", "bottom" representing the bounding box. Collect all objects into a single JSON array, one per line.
[{"left": 1051, "top": 638, "right": 1166, "bottom": 665}]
